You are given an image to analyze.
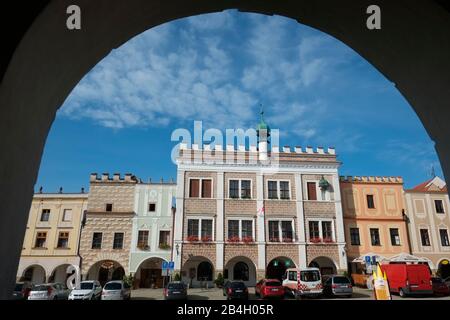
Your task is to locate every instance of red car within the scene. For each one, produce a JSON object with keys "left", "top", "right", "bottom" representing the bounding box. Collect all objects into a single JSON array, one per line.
[
  {"left": 431, "top": 277, "right": 450, "bottom": 296},
  {"left": 255, "top": 279, "right": 285, "bottom": 299}
]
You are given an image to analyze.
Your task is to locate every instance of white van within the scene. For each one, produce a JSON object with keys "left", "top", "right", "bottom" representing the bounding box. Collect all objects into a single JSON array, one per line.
[{"left": 282, "top": 267, "right": 323, "bottom": 298}]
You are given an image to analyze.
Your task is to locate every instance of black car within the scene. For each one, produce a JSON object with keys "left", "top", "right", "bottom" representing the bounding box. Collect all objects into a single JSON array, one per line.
[
  {"left": 12, "top": 282, "right": 34, "bottom": 300},
  {"left": 164, "top": 281, "right": 187, "bottom": 300},
  {"left": 223, "top": 281, "right": 248, "bottom": 300}
]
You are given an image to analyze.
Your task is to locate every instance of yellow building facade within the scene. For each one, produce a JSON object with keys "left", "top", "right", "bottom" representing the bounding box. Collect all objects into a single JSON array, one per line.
[{"left": 17, "top": 192, "right": 88, "bottom": 284}]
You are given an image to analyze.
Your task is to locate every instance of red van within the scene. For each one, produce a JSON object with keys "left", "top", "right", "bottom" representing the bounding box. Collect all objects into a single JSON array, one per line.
[{"left": 381, "top": 264, "right": 433, "bottom": 297}]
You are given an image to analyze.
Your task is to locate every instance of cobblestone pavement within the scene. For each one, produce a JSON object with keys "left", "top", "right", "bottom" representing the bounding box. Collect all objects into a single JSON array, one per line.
[{"left": 130, "top": 287, "right": 450, "bottom": 300}]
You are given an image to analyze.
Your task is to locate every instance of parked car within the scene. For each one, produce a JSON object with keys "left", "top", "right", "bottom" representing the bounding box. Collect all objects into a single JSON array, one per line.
[
  {"left": 444, "top": 276, "right": 450, "bottom": 288},
  {"left": 163, "top": 281, "right": 187, "bottom": 300},
  {"left": 101, "top": 281, "right": 131, "bottom": 300},
  {"left": 223, "top": 281, "right": 248, "bottom": 300},
  {"left": 381, "top": 264, "right": 433, "bottom": 297},
  {"left": 322, "top": 275, "right": 353, "bottom": 298},
  {"left": 431, "top": 277, "right": 450, "bottom": 296},
  {"left": 12, "top": 282, "right": 34, "bottom": 300},
  {"left": 68, "top": 280, "right": 102, "bottom": 300},
  {"left": 255, "top": 279, "right": 284, "bottom": 299},
  {"left": 282, "top": 267, "right": 323, "bottom": 298},
  {"left": 28, "top": 283, "right": 70, "bottom": 300}
]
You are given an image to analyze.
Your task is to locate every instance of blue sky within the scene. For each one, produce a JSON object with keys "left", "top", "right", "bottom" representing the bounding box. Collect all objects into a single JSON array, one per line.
[{"left": 36, "top": 10, "right": 442, "bottom": 192}]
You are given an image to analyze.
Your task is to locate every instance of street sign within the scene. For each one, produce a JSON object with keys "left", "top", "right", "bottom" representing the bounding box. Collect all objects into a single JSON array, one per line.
[
  {"left": 161, "top": 269, "right": 169, "bottom": 276},
  {"left": 365, "top": 256, "right": 371, "bottom": 264},
  {"left": 168, "top": 261, "right": 174, "bottom": 270},
  {"left": 371, "top": 256, "right": 377, "bottom": 265},
  {"left": 162, "top": 261, "right": 169, "bottom": 271}
]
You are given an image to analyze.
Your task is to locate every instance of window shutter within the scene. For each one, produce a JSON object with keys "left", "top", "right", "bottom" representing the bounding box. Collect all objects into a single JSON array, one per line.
[
  {"left": 202, "top": 179, "right": 212, "bottom": 198},
  {"left": 189, "top": 179, "right": 199, "bottom": 197},
  {"left": 307, "top": 182, "right": 317, "bottom": 200}
]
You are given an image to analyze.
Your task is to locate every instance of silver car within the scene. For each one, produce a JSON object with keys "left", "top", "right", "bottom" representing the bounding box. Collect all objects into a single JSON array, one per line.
[
  {"left": 68, "top": 280, "right": 102, "bottom": 300},
  {"left": 101, "top": 281, "right": 131, "bottom": 300},
  {"left": 322, "top": 275, "right": 353, "bottom": 298},
  {"left": 28, "top": 283, "right": 70, "bottom": 300}
]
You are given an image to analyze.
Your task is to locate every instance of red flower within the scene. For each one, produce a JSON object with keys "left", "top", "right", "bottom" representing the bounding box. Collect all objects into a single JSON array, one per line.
[
  {"left": 186, "top": 235, "right": 199, "bottom": 242},
  {"left": 201, "top": 236, "right": 212, "bottom": 242},
  {"left": 309, "top": 237, "right": 322, "bottom": 243},
  {"left": 323, "top": 237, "right": 334, "bottom": 243},
  {"left": 242, "top": 236, "right": 254, "bottom": 243},
  {"left": 227, "top": 236, "right": 240, "bottom": 243}
]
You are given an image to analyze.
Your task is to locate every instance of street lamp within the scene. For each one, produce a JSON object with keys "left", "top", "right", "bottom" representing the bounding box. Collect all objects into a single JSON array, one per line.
[{"left": 175, "top": 243, "right": 180, "bottom": 256}]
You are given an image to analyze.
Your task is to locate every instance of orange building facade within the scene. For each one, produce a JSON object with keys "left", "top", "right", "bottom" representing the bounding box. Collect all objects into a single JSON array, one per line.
[{"left": 340, "top": 176, "right": 411, "bottom": 280}]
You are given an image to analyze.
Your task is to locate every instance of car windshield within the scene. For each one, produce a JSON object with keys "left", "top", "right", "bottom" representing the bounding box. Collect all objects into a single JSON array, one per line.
[
  {"left": 300, "top": 271, "right": 320, "bottom": 282},
  {"left": 33, "top": 285, "right": 50, "bottom": 291},
  {"left": 333, "top": 277, "right": 350, "bottom": 284},
  {"left": 80, "top": 283, "right": 94, "bottom": 290},
  {"left": 168, "top": 283, "right": 184, "bottom": 289},
  {"left": 104, "top": 283, "right": 122, "bottom": 290},
  {"left": 265, "top": 281, "right": 281, "bottom": 287},
  {"left": 14, "top": 284, "right": 24, "bottom": 291},
  {"left": 231, "top": 282, "right": 246, "bottom": 288}
]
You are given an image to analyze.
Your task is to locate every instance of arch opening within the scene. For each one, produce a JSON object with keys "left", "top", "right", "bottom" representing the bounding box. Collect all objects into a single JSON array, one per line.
[
  {"left": 182, "top": 256, "right": 214, "bottom": 288},
  {"left": 86, "top": 260, "right": 125, "bottom": 287},
  {"left": 134, "top": 257, "right": 168, "bottom": 289},
  {"left": 266, "top": 257, "right": 296, "bottom": 281},
  {"left": 309, "top": 256, "right": 337, "bottom": 276}
]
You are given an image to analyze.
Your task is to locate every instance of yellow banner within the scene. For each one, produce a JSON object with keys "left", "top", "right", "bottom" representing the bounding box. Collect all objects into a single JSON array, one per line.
[{"left": 372, "top": 263, "right": 391, "bottom": 300}]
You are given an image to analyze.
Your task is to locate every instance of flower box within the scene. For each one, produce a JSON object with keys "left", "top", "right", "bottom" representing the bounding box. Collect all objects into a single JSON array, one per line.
[
  {"left": 227, "top": 236, "right": 240, "bottom": 243},
  {"left": 322, "top": 237, "right": 334, "bottom": 243},
  {"left": 309, "top": 237, "right": 322, "bottom": 243},
  {"left": 186, "top": 235, "right": 199, "bottom": 242},
  {"left": 201, "top": 236, "right": 212, "bottom": 242},
  {"left": 242, "top": 236, "right": 254, "bottom": 244}
]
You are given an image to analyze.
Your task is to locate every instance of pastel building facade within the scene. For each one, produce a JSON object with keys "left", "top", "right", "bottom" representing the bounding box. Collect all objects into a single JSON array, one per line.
[
  {"left": 129, "top": 181, "right": 176, "bottom": 288},
  {"left": 79, "top": 173, "right": 137, "bottom": 285},
  {"left": 172, "top": 119, "right": 347, "bottom": 287},
  {"left": 341, "top": 176, "right": 411, "bottom": 277},
  {"left": 404, "top": 176, "right": 450, "bottom": 278},
  {"left": 17, "top": 192, "right": 88, "bottom": 284}
]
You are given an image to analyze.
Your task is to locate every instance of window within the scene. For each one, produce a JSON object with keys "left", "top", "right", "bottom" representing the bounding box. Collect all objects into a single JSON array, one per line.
[
  {"left": 228, "top": 180, "right": 251, "bottom": 199},
  {"left": 91, "top": 232, "right": 102, "bottom": 249},
  {"left": 227, "top": 220, "right": 253, "bottom": 241},
  {"left": 40, "top": 209, "right": 50, "bottom": 222},
  {"left": 420, "top": 229, "right": 430, "bottom": 246},
  {"left": 307, "top": 182, "right": 317, "bottom": 200},
  {"left": 57, "top": 232, "right": 69, "bottom": 248},
  {"left": 187, "top": 219, "right": 213, "bottom": 241},
  {"left": 268, "top": 181, "right": 278, "bottom": 199},
  {"left": 137, "top": 230, "right": 149, "bottom": 248},
  {"left": 367, "top": 195, "right": 375, "bottom": 209},
  {"left": 241, "top": 220, "right": 253, "bottom": 239},
  {"left": 370, "top": 228, "right": 381, "bottom": 246},
  {"left": 201, "top": 179, "right": 212, "bottom": 198},
  {"left": 201, "top": 219, "right": 213, "bottom": 239},
  {"left": 35, "top": 232, "right": 47, "bottom": 248},
  {"left": 148, "top": 203, "right": 156, "bottom": 212},
  {"left": 309, "top": 221, "right": 320, "bottom": 240},
  {"left": 280, "top": 181, "right": 290, "bottom": 200},
  {"left": 105, "top": 203, "right": 113, "bottom": 212},
  {"left": 189, "top": 179, "right": 199, "bottom": 198},
  {"left": 350, "top": 228, "right": 360, "bottom": 245},
  {"left": 268, "top": 221, "right": 280, "bottom": 242},
  {"left": 241, "top": 180, "right": 251, "bottom": 199},
  {"left": 281, "top": 221, "right": 293, "bottom": 242},
  {"left": 390, "top": 228, "right": 401, "bottom": 246},
  {"left": 322, "top": 221, "right": 333, "bottom": 240},
  {"left": 288, "top": 271, "right": 297, "bottom": 281},
  {"left": 228, "top": 220, "right": 239, "bottom": 239},
  {"left": 435, "top": 200, "right": 445, "bottom": 214},
  {"left": 113, "top": 233, "right": 124, "bottom": 249},
  {"left": 440, "top": 229, "right": 450, "bottom": 247},
  {"left": 233, "top": 262, "right": 249, "bottom": 281},
  {"left": 187, "top": 220, "right": 199, "bottom": 237},
  {"left": 189, "top": 178, "right": 212, "bottom": 198},
  {"left": 229, "top": 180, "right": 239, "bottom": 198},
  {"left": 62, "top": 209, "right": 72, "bottom": 222},
  {"left": 159, "top": 230, "right": 170, "bottom": 248},
  {"left": 268, "top": 180, "right": 290, "bottom": 200}
]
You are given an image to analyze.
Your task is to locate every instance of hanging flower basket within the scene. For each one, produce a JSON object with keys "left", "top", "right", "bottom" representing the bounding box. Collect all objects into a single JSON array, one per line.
[
  {"left": 201, "top": 235, "right": 212, "bottom": 242},
  {"left": 227, "top": 236, "right": 240, "bottom": 243},
  {"left": 242, "top": 236, "right": 254, "bottom": 244},
  {"left": 186, "top": 235, "right": 199, "bottom": 242},
  {"left": 323, "top": 237, "right": 334, "bottom": 243}
]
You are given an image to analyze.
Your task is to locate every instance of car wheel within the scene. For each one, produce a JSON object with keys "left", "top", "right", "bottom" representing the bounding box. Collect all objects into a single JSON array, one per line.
[{"left": 399, "top": 288, "right": 406, "bottom": 298}]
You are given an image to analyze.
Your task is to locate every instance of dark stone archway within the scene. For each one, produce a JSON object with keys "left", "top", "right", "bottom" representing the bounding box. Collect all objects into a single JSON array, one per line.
[{"left": 1, "top": 0, "right": 449, "bottom": 299}]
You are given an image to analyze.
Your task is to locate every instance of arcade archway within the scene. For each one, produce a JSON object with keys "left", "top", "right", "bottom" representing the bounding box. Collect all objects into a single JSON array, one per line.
[
  {"left": 135, "top": 257, "right": 168, "bottom": 289},
  {"left": 266, "top": 257, "right": 296, "bottom": 281},
  {"left": 21, "top": 265, "right": 46, "bottom": 284},
  {"left": 225, "top": 256, "right": 257, "bottom": 286},
  {"left": 309, "top": 256, "right": 338, "bottom": 275},
  {"left": 182, "top": 256, "right": 214, "bottom": 288},
  {"left": 86, "top": 260, "right": 125, "bottom": 286}
]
